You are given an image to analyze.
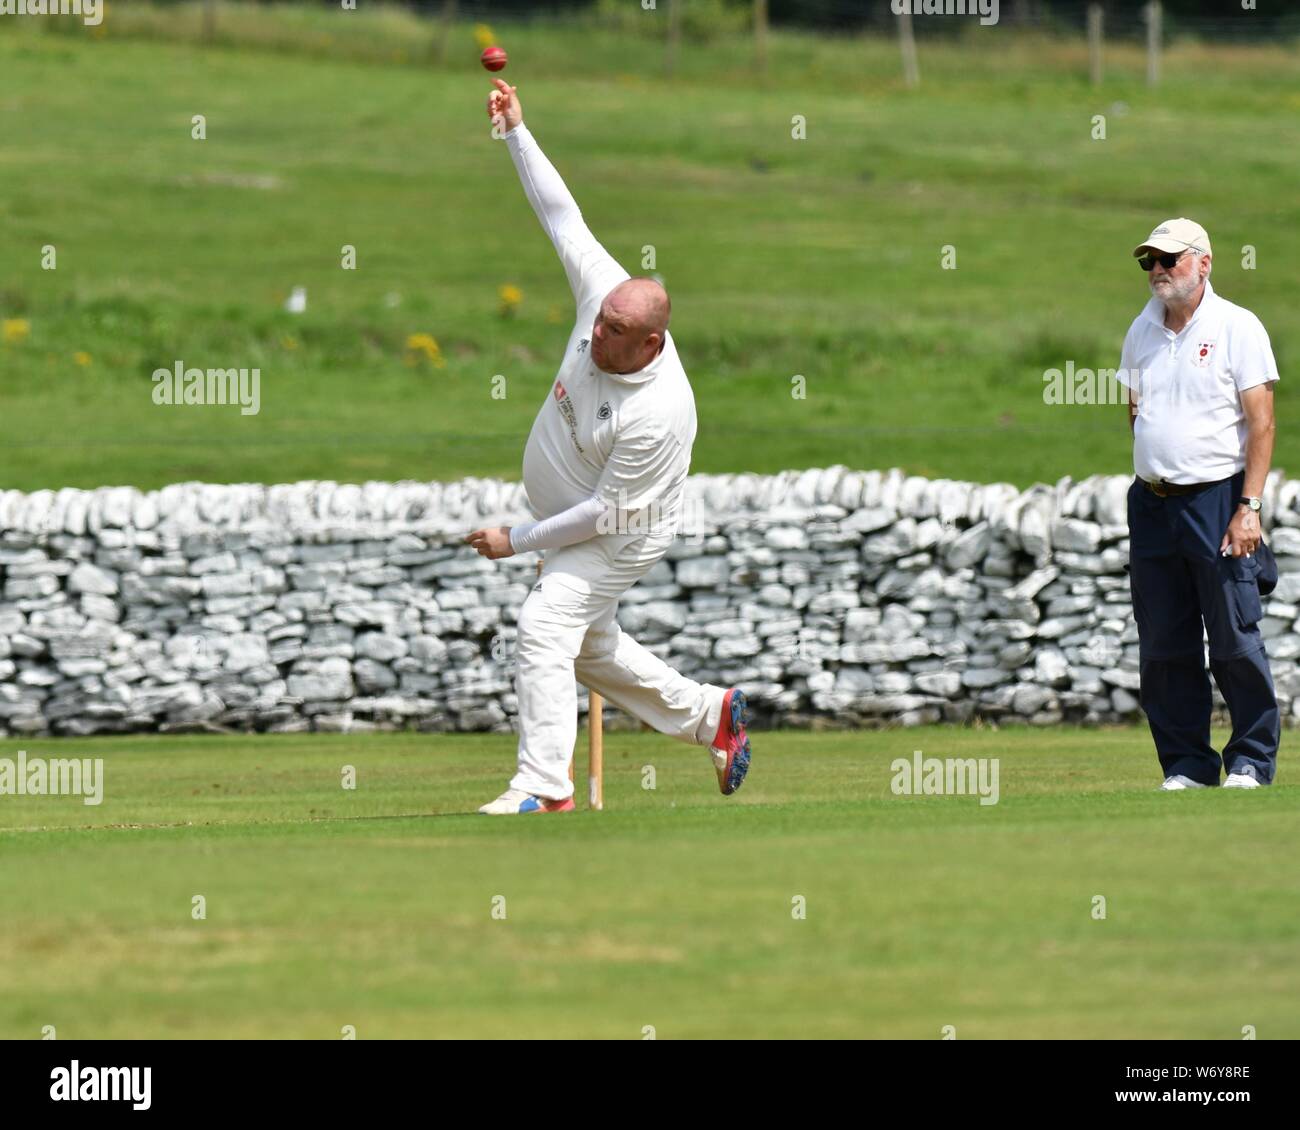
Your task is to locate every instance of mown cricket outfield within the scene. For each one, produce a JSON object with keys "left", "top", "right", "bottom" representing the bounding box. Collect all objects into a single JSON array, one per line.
[{"left": 1, "top": 727, "right": 1296, "bottom": 1039}]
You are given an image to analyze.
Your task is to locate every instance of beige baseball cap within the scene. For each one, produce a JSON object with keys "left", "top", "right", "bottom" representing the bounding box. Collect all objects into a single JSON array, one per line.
[{"left": 1133, "top": 217, "right": 1212, "bottom": 258}]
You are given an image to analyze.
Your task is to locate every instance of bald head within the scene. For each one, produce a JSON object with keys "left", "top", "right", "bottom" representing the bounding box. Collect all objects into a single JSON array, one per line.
[
  {"left": 608, "top": 277, "right": 670, "bottom": 334},
  {"left": 591, "top": 277, "right": 671, "bottom": 374}
]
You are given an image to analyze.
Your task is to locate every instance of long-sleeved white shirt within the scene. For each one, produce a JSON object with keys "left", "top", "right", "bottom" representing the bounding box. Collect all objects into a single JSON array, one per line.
[
  {"left": 503, "top": 122, "right": 697, "bottom": 557},
  {"left": 509, "top": 493, "right": 605, "bottom": 554}
]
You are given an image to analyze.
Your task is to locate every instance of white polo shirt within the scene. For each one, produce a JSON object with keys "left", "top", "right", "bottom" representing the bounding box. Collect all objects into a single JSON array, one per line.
[
  {"left": 1118, "top": 279, "right": 1279, "bottom": 484},
  {"left": 504, "top": 124, "right": 697, "bottom": 552}
]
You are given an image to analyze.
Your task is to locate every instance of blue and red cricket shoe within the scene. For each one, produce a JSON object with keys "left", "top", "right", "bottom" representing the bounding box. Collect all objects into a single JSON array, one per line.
[{"left": 709, "top": 688, "right": 752, "bottom": 796}]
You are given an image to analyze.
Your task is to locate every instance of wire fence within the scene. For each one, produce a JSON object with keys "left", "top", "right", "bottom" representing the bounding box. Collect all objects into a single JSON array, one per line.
[
  {"left": 85, "top": 0, "right": 1299, "bottom": 91},
  {"left": 105, "top": 0, "right": 1300, "bottom": 38},
  {"left": 402, "top": 0, "right": 1300, "bottom": 39}
]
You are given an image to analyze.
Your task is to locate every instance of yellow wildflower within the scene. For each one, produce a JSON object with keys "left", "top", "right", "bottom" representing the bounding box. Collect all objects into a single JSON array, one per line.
[
  {"left": 405, "top": 333, "right": 446, "bottom": 369},
  {"left": 73, "top": 351, "right": 92, "bottom": 366},
  {"left": 498, "top": 283, "right": 523, "bottom": 318},
  {"left": 2, "top": 318, "right": 30, "bottom": 345}
]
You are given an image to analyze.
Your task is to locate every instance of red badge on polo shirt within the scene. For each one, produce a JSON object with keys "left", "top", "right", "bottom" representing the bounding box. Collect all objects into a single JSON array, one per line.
[{"left": 1192, "top": 341, "right": 1216, "bottom": 368}]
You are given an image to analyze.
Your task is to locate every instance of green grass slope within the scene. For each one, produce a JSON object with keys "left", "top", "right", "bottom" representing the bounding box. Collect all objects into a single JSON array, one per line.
[{"left": 1, "top": 9, "right": 1297, "bottom": 490}]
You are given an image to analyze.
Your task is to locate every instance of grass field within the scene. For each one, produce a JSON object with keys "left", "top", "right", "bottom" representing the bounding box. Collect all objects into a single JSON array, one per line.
[
  {"left": 2, "top": 726, "right": 1297, "bottom": 1039},
  {"left": 1, "top": 6, "right": 1297, "bottom": 491}
]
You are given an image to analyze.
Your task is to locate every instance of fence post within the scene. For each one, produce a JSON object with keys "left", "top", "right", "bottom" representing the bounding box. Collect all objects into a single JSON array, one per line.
[
  {"left": 666, "top": 0, "right": 682, "bottom": 77},
  {"left": 1145, "top": 0, "right": 1162, "bottom": 87},
  {"left": 1087, "top": 4, "right": 1103, "bottom": 86},
  {"left": 898, "top": 9, "right": 919, "bottom": 90},
  {"left": 754, "top": 0, "right": 769, "bottom": 76},
  {"left": 435, "top": 0, "right": 459, "bottom": 65}
]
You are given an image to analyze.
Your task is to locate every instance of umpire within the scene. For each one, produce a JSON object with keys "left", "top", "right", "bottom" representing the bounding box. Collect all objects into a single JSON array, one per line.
[{"left": 1120, "top": 218, "right": 1281, "bottom": 790}]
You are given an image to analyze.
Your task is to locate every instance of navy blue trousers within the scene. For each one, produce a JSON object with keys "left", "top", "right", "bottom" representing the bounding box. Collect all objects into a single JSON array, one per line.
[{"left": 1127, "top": 472, "right": 1279, "bottom": 786}]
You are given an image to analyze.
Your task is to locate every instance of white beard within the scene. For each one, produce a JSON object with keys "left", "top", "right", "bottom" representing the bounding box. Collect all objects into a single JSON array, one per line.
[{"left": 1150, "top": 264, "right": 1203, "bottom": 304}]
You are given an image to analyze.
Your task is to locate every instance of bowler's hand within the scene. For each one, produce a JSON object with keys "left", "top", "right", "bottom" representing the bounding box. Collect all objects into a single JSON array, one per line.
[
  {"left": 465, "top": 526, "right": 515, "bottom": 559},
  {"left": 1220, "top": 509, "right": 1261, "bottom": 558},
  {"left": 486, "top": 78, "right": 522, "bottom": 133}
]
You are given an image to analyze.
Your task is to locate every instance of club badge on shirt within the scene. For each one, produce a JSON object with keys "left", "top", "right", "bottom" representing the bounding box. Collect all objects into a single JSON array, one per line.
[
  {"left": 552, "top": 379, "right": 585, "bottom": 454},
  {"left": 597, "top": 401, "right": 611, "bottom": 420},
  {"left": 1193, "top": 340, "right": 1217, "bottom": 368}
]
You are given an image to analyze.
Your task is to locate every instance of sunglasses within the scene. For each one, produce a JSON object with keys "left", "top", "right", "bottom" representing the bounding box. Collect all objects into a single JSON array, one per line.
[{"left": 1137, "top": 249, "right": 1196, "bottom": 272}]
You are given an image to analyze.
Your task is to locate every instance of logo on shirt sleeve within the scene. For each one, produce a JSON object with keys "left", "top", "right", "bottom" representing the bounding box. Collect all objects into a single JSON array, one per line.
[{"left": 577, "top": 339, "right": 589, "bottom": 354}]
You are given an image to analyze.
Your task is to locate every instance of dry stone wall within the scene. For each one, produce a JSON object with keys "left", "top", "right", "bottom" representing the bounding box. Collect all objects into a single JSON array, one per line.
[{"left": 4, "top": 467, "right": 1300, "bottom": 737}]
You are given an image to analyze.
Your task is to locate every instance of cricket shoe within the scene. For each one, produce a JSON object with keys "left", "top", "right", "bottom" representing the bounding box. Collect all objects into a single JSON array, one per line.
[
  {"left": 709, "top": 688, "right": 752, "bottom": 796},
  {"left": 1223, "top": 772, "right": 1262, "bottom": 789},
  {"left": 478, "top": 788, "right": 575, "bottom": 815},
  {"left": 1159, "top": 774, "right": 1210, "bottom": 791}
]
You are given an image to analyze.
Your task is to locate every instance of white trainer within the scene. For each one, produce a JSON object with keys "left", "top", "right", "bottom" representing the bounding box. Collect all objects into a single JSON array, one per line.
[
  {"left": 478, "top": 788, "right": 575, "bottom": 815},
  {"left": 1159, "top": 774, "right": 1209, "bottom": 791},
  {"left": 1223, "top": 773, "right": 1261, "bottom": 790}
]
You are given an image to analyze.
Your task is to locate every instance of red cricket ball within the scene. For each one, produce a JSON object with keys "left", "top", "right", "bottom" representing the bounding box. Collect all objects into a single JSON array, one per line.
[{"left": 481, "top": 46, "right": 508, "bottom": 72}]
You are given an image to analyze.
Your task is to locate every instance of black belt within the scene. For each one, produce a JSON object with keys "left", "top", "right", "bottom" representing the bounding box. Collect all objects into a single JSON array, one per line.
[{"left": 1142, "top": 477, "right": 1226, "bottom": 498}]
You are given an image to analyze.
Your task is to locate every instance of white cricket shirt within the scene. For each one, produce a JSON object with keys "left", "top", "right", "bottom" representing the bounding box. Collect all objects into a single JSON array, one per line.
[
  {"left": 1118, "top": 279, "right": 1279, "bottom": 484},
  {"left": 503, "top": 123, "right": 697, "bottom": 554}
]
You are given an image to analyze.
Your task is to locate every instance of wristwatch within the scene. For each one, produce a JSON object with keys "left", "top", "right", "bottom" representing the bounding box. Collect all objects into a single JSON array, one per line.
[{"left": 1238, "top": 496, "right": 1262, "bottom": 513}]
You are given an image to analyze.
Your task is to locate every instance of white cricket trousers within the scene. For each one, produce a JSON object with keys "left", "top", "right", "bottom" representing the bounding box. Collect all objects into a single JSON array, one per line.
[{"left": 509, "top": 533, "right": 728, "bottom": 801}]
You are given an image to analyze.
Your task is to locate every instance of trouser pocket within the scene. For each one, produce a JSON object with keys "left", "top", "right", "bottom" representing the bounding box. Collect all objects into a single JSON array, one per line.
[{"left": 1224, "top": 554, "right": 1263, "bottom": 630}]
